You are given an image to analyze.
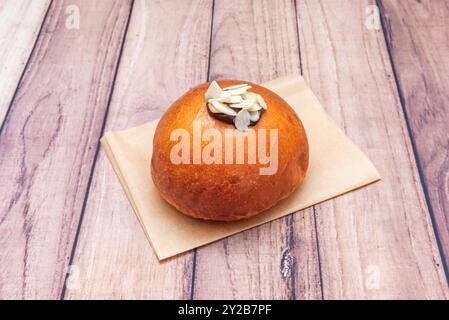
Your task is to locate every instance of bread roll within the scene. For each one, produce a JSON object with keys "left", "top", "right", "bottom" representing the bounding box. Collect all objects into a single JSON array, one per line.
[{"left": 151, "top": 80, "right": 309, "bottom": 221}]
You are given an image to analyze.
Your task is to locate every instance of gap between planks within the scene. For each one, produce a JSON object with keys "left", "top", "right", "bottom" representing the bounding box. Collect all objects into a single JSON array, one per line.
[
  {"left": 377, "top": 0, "right": 449, "bottom": 286},
  {"left": 64, "top": 0, "right": 213, "bottom": 300},
  {"left": 0, "top": 0, "right": 134, "bottom": 299},
  {"left": 60, "top": 0, "right": 136, "bottom": 300},
  {"left": 0, "top": 0, "right": 53, "bottom": 134}
]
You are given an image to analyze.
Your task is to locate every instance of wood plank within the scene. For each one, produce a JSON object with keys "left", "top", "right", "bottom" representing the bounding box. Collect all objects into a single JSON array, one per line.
[
  {"left": 193, "top": 0, "right": 322, "bottom": 300},
  {"left": 296, "top": 0, "right": 448, "bottom": 299},
  {"left": 0, "top": 0, "right": 51, "bottom": 127},
  {"left": 0, "top": 0, "right": 132, "bottom": 299},
  {"left": 65, "top": 0, "right": 212, "bottom": 299},
  {"left": 379, "top": 0, "right": 449, "bottom": 279}
]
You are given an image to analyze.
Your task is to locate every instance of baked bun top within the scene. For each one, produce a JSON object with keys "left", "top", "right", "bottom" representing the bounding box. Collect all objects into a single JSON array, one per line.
[{"left": 151, "top": 80, "right": 309, "bottom": 221}]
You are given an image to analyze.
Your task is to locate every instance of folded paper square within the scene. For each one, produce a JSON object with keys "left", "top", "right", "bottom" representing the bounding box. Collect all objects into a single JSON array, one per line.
[{"left": 101, "top": 75, "right": 381, "bottom": 260}]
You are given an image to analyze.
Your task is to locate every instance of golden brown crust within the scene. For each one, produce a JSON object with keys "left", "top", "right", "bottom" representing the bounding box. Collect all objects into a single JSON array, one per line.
[{"left": 151, "top": 80, "right": 309, "bottom": 221}]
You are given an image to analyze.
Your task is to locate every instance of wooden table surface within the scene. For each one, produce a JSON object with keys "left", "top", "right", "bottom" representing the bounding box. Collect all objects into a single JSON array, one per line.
[{"left": 0, "top": 0, "right": 448, "bottom": 300}]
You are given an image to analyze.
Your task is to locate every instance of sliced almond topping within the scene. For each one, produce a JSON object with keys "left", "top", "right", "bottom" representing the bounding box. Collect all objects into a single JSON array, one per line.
[
  {"left": 205, "top": 81, "right": 267, "bottom": 131},
  {"left": 211, "top": 95, "right": 244, "bottom": 104},
  {"left": 255, "top": 93, "right": 267, "bottom": 110},
  {"left": 234, "top": 109, "right": 251, "bottom": 131},
  {"left": 239, "top": 93, "right": 256, "bottom": 106},
  {"left": 219, "top": 90, "right": 231, "bottom": 99},
  {"left": 242, "top": 92, "right": 267, "bottom": 110},
  {"left": 210, "top": 100, "right": 237, "bottom": 116},
  {"left": 222, "top": 84, "right": 249, "bottom": 91},
  {"left": 249, "top": 110, "right": 260, "bottom": 122},
  {"left": 230, "top": 97, "right": 254, "bottom": 109},
  {"left": 207, "top": 102, "right": 220, "bottom": 113},
  {"left": 205, "top": 80, "right": 222, "bottom": 100},
  {"left": 248, "top": 103, "right": 262, "bottom": 112},
  {"left": 242, "top": 91, "right": 257, "bottom": 99},
  {"left": 228, "top": 86, "right": 252, "bottom": 96},
  {"left": 241, "top": 92, "right": 257, "bottom": 104}
]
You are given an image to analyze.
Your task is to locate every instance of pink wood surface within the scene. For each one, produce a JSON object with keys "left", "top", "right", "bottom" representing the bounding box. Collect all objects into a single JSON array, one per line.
[
  {"left": 65, "top": 0, "right": 212, "bottom": 299},
  {"left": 0, "top": 0, "right": 447, "bottom": 299},
  {"left": 0, "top": 0, "right": 132, "bottom": 299},
  {"left": 380, "top": 0, "right": 449, "bottom": 279},
  {"left": 296, "top": 0, "right": 447, "bottom": 299}
]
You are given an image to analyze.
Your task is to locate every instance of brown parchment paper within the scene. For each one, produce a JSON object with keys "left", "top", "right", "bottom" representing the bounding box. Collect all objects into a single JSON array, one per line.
[{"left": 101, "top": 75, "right": 381, "bottom": 260}]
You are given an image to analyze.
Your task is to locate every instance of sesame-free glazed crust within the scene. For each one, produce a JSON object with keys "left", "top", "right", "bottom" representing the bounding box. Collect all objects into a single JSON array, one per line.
[{"left": 151, "top": 80, "right": 309, "bottom": 221}]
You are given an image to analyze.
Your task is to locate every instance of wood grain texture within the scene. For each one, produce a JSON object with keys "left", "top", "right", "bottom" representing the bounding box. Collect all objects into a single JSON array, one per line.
[
  {"left": 379, "top": 0, "right": 449, "bottom": 277},
  {"left": 0, "top": 0, "right": 132, "bottom": 299},
  {"left": 65, "top": 0, "right": 212, "bottom": 299},
  {"left": 296, "top": 0, "right": 448, "bottom": 299},
  {"left": 192, "top": 0, "right": 322, "bottom": 300},
  {"left": 0, "top": 0, "right": 51, "bottom": 127}
]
